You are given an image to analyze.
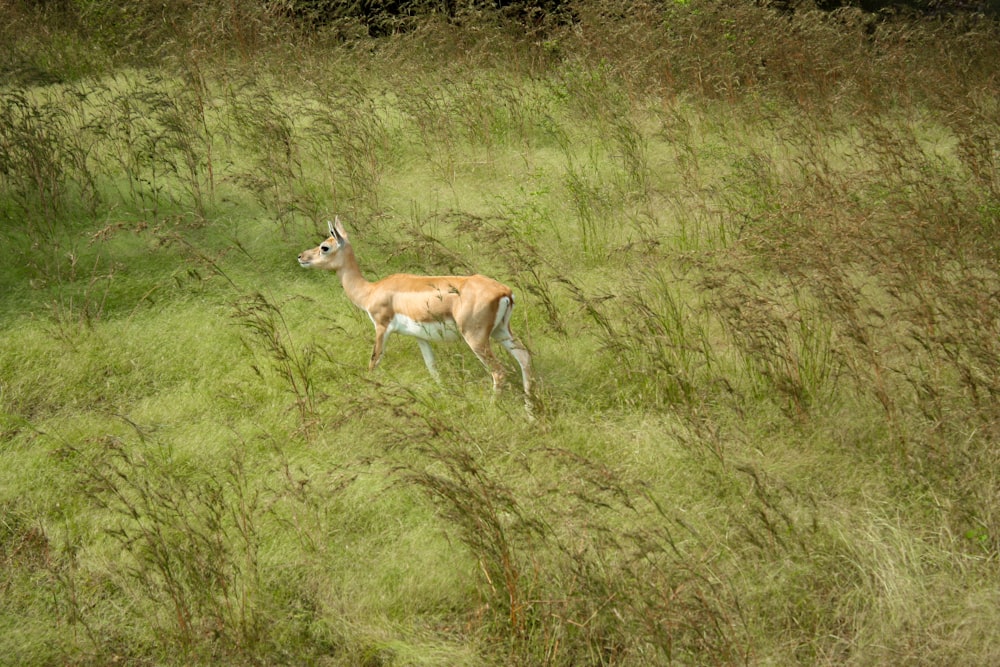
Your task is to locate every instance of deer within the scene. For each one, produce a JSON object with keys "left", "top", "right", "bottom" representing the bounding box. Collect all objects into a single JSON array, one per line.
[{"left": 297, "top": 218, "right": 533, "bottom": 414}]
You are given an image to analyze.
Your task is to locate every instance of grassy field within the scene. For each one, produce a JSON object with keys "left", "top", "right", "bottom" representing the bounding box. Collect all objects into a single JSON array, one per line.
[{"left": 2, "top": 1, "right": 1000, "bottom": 664}]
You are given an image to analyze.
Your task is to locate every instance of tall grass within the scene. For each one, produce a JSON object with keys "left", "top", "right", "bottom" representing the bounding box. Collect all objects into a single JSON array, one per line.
[
  {"left": 81, "top": 436, "right": 265, "bottom": 657},
  {"left": 2, "top": 1, "right": 1000, "bottom": 665}
]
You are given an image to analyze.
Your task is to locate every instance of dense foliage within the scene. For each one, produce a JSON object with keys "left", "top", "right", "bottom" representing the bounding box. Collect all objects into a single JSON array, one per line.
[{"left": 2, "top": 1, "right": 999, "bottom": 665}]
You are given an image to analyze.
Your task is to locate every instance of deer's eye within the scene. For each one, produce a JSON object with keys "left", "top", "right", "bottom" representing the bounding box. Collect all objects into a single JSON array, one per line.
[{"left": 321, "top": 245, "right": 330, "bottom": 253}]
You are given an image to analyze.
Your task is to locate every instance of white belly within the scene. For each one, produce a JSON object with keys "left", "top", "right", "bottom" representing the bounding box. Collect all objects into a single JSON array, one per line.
[{"left": 388, "top": 313, "right": 461, "bottom": 342}]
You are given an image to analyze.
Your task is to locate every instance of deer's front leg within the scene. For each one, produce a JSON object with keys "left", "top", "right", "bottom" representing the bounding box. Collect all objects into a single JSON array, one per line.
[
  {"left": 417, "top": 339, "right": 441, "bottom": 383},
  {"left": 370, "top": 324, "right": 391, "bottom": 371}
]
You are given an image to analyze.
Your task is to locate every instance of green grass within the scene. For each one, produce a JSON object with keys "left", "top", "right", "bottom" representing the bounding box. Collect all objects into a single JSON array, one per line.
[{"left": 3, "top": 1, "right": 1000, "bottom": 665}]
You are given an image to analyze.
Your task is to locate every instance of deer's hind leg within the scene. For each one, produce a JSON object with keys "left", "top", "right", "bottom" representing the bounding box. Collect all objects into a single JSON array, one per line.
[{"left": 499, "top": 338, "right": 532, "bottom": 397}]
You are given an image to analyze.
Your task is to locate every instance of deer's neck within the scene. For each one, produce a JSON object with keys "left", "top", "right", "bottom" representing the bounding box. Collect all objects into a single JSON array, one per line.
[{"left": 335, "top": 246, "right": 374, "bottom": 309}]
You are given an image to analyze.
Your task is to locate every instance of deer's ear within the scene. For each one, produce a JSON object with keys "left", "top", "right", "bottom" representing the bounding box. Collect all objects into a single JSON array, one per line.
[
  {"left": 327, "top": 219, "right": 345, "bottom": 247},
  {"left": 333, "top": 216, "right": 348, "bottom": 242}
]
